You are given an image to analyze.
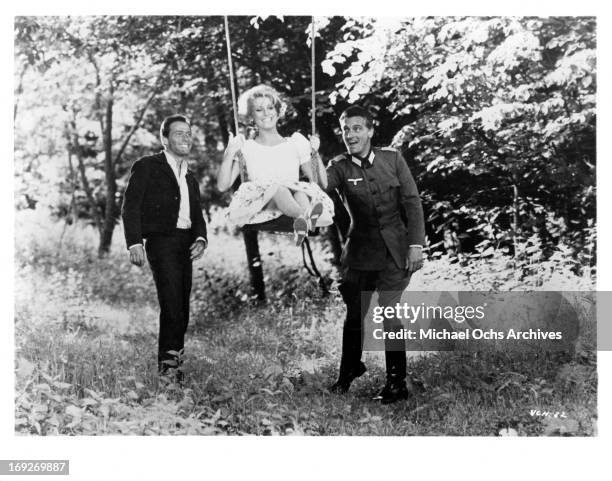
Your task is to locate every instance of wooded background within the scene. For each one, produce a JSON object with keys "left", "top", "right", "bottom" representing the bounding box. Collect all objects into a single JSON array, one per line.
[
  {"left": 13, "top": 16, "right": 597, "bottom": 437},
  {"left": 14, "top": 16, "right": 595, "bottom": 271}
]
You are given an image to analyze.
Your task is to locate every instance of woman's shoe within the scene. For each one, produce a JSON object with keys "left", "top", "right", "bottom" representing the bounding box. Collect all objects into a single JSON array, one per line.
[
  {"left": 293, "top": 216, "right": 308, "bottom": 246},
  {"left": 307, "top": 202, "right": 323, "bottom": 231}
]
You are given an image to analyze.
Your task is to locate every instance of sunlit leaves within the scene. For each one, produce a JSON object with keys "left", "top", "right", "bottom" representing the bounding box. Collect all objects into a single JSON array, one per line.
[
  {"left": 470, "top": 102, "right": 533, "bottom": 131},
  {"left": 323, "top": 16, "right": 595, "bottom": 254},
  {"left": 487, "top": 32, "right": 541, "bottom": 69},
  {"left": 545, "top": 49, "right": 595, "bottom": 87}
]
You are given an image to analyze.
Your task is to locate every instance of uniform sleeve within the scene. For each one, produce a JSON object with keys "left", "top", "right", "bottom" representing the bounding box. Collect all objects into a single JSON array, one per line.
[
  {"left": 395, "top": 150, "right": 426, "bottom": 246},
  {"left": 325, "top": 159, "right": 343, "bottom": 194},
  {"left": 121, "top": 159, "right": 149, "bottom": 249},
  {"left": 324, "top": 159, "right": 350, "bottom": 237},
  {"left": 291, "top": 132, "right": 312, "bottom": 165}
]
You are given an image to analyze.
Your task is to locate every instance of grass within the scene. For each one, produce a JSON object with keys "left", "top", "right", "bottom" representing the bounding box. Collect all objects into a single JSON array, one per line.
[{"left": 14, "top": 210, "right": 597, "bottom": 436}]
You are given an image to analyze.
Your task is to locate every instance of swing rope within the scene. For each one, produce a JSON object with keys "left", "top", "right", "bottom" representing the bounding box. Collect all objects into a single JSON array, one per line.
[
  {"left": 224, "top": 16, "right": 248, "bottom": 182},
  {"left": 223, "top": 16, "right": 327, "bottom": 292},
  {"left": 224, "top": 16, "right": 239, "bottom": 135},
  {"left": 311, "top": 17, "right": 316, "bottom": 136},
  {"left": 224, "top": 16, "right": 320, "bottom": 186}
]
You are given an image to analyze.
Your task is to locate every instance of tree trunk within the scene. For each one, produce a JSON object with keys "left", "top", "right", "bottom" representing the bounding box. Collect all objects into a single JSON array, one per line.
[
  {"left": 216, "top": 100, "right": 229, "bottom": 144},
  {"left": 242, "top": 229, "right": 266, "bottom": 301},
  {"left": 98, "top": 90, "right": 117, "bottom": 257},
  {"left": 70, "top": 118, "right": 103, "bottom": 232},
  {"left": 512, "top": 182, "right": 519, "bottom": 259},
  {"left": 97, "top": 67, "right": 165, "bottom": 256},
  {"left": 67, "top": 150, "right": 79, "bottom": 224}
]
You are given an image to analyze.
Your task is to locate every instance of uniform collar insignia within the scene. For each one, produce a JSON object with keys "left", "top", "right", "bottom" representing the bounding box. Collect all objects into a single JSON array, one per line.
[{"left": 350, "top": 150, "right": 375, "bottom": 167}]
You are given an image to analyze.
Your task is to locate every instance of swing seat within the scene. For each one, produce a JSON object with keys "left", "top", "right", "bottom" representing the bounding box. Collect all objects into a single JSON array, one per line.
[
  {"left": 222, "top": 16, "right": 328, "bottom": 294},
  {"left": 243, "top": 215, "right": 294, "bottom": 234},
  {"left": 242, "top": 215, "right": 320, "bottom": 236}
]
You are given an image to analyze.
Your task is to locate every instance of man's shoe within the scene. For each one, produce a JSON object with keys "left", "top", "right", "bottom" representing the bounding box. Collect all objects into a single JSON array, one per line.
[
  {"left": 373, "top": 380, "right": 409, "bottom": 404},
  {"left": 328, "top": 362, "right": 367, "bottom": 394}
]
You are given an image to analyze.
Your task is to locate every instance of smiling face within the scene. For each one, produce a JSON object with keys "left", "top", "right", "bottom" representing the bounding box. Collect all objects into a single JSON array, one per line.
[
  {"left": 164, "top": 121, "right": 192, "bottom": 158},
  {"left": 250, "top": 95, "right": 280, "bottom": 131},
  {"left": 340, "top": 115, "right": 374, "bottom": 158}
]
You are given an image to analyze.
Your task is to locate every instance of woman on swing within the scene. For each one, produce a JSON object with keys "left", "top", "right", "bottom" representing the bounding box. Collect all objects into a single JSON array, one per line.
[{"left": 217, "top": 84, "right": 334, "bottom": 246}]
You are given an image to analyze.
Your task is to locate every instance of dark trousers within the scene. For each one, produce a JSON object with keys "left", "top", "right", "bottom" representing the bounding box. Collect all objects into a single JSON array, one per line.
[
  {"left": 338, "top": 253, "right": 411, "bottom": 381},
  {"left": 145, "top": 229, "right": 193, "bottom": 371}
]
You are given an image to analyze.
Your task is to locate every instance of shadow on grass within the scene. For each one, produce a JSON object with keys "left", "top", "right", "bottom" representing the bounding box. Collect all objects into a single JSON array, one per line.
[{"left": 14, "top": 226, "right": 597, "bottom": 436}]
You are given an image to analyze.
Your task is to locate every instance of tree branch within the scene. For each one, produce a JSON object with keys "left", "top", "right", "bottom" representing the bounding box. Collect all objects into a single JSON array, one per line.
[
  {"left": 114, "top": 64, "right": 168, "bottom": 166},
  {"left": 88, "top": 51, "right": 105, "bottom": 133}
]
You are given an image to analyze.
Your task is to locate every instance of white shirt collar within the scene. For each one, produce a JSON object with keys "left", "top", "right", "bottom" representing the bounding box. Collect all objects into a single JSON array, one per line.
[
  {"left": 164, "top": 150, "right": 188, "bottom": 174},
  {"left": 164, "top": 149, "right": 189, "bottom": 178}
]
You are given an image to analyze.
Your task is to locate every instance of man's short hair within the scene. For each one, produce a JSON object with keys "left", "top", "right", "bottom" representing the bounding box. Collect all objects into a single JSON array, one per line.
[
  {"left": 339, "top": 106, "right": 374, "bottom": 128},
  {"left": 160, "top": 114, "right": 190, "bottom": 139}
]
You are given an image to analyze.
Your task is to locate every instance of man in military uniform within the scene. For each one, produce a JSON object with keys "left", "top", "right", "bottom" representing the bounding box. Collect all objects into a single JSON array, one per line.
[{"left": 326, "top": 105, "right": 425, "bottom": 404}]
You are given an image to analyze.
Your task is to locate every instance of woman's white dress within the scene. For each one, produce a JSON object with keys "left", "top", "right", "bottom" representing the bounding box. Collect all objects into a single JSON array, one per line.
[{"left": 226, "top": 132, "right": 334, "bottom": 227}]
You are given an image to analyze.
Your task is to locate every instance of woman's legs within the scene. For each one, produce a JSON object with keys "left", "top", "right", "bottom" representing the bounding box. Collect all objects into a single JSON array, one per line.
[
  {"left": 271, "top": 186, "right": 306, "bottom": 218},
  {"left": 293, "top": 191, "right": 310, "bottom": 214},
  {"left": 292, "top": 190, "right": 324, "bottom": 229},
  {"left": 269, "top": 187, "right": 310, "bottom": 246}
]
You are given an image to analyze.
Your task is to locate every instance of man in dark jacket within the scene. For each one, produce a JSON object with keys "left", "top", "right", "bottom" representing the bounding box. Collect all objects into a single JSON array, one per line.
[
  {"left": 326, "top": 106, "right": 425, "bottom": 404},
  {"left": 121, "top": 114, "right": 207, "bottom": 378}
]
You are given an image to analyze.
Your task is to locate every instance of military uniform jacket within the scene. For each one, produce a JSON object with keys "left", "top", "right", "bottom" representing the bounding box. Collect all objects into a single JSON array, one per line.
[
  {"left": 326, "top": 147, "right": 425, "bottom": 271},
  {"left": 121, "top": 151, "right": 207, "bottom": 248}
]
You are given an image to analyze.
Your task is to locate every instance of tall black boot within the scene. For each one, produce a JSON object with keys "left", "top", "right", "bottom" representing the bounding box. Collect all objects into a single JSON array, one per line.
[
  {"left": 384, "top": 350, "right": 406, "bottom": 382},
  {"left": 373, "top": 378, "right": 409, "bottom": 404},
  {"left": 329, "top": 327, "right": 366, "bottom": 393},
  {"left": 372, "top": 350, "right": 409, "bottom": 404}
]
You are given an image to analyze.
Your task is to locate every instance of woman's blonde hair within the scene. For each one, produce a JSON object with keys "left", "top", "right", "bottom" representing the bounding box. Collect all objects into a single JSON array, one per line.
[{"left": 237, "top": 84, "right": 287, "bottom": 123}]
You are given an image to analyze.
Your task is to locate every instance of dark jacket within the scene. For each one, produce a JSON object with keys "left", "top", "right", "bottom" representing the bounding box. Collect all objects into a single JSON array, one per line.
[
  {"left": 326, "top": 147, "right": 425, "bottom": 270},
  {"left": 121, "top": 151, "right": 207, "bottom": 248}
]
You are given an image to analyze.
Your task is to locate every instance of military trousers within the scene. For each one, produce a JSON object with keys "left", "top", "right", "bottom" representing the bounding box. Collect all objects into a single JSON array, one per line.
[{"left": 338, "top": 252, "right": 411, "bottom": 382}]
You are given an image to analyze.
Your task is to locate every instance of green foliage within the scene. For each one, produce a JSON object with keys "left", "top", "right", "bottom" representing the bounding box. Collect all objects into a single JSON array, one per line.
[
  {"left": 13, "top": 15, "right": 599, "bottom": 434},
  {"left": 15, "top": 213, "right": 596, "bottom": 436},
  {"left": 14, "top": 16, "right": 350, "bottom": 239},
  {"left": 323, "top": 17, "right": 595, "bottom": 256},
  {"left": 14, "top": 16, "right": 172, "bottom": 236},
  {"left": 15, "top": 16, "right": 595, "bottom": 259}
]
